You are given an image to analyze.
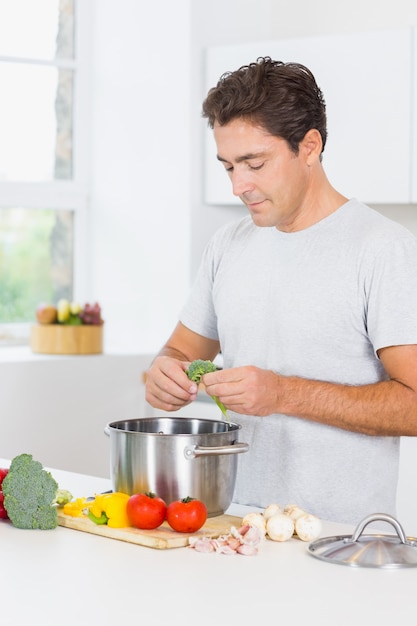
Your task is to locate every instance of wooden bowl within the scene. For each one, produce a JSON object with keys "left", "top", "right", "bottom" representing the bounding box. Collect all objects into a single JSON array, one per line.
[{"left": 30, "top": 324, "right": 103, "bottom": 355}]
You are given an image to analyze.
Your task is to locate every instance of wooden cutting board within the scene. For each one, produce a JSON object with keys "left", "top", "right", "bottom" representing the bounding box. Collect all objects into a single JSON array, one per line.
[{"left": 57, "top": 509, "right": 243, "bottom": 549}]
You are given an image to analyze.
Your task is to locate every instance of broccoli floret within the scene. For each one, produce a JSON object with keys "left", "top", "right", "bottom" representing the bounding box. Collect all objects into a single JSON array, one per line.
[
  {"left": 1, "top": 453, "right": 70, "bottom": 530},
  {"left": 186, "top": 359, "right": 230, "bottom": 421},
  {"left": 53, "top": 489, "right": 73, "bottom": 506},
  {"left": 186, "top": 359, "right": 217, "bottom": 384}
]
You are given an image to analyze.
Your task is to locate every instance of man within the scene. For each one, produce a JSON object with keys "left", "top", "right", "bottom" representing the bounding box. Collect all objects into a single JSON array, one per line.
[{"left": 146, "top": 57, "right": 417, "bottom": 524}]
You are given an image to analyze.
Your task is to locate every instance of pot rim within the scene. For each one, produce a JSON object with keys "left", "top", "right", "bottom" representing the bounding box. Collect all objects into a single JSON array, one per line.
[{"left": 105, "top": 416, "right": 242, "bottom": 436}]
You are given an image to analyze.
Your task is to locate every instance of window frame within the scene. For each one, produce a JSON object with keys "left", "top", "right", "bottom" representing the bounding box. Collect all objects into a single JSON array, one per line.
[{"left": 0, "top": 1, "right": 93, "bottom": 345}]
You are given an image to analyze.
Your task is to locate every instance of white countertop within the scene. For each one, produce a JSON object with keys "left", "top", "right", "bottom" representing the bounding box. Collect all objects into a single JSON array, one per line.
[{"left": 0, "top": 458, "right": 415, "bottom": 625}]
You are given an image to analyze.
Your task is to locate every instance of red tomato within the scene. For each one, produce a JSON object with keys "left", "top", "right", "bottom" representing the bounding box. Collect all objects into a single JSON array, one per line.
[
  {"left": 0, "top": 491, "right": 8, "bottom": 519},
  {"left": 0, "top": 468, "right": 9, "bottom": 520},
  {"left": 166, "top": 497, "right": 208, "bottom": 533},
  {"left": 0, "top": 468, "right": 8, "bottom": 486},
  {"left": 126, "top": 492, "right": 167, "bottom": 530}
]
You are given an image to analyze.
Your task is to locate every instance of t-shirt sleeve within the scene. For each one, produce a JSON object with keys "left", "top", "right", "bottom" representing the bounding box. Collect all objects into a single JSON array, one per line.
[
  {"left": 179, "top": 235, "right": 219, "bottom": 341},
  {"left": 366, "top": 234, "right": 417, "bottom": 354}
]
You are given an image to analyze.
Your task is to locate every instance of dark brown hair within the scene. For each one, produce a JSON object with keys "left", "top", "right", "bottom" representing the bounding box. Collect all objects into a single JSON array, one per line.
[{"left": 202, "top": 57, "right": 327, "bottom": 155}]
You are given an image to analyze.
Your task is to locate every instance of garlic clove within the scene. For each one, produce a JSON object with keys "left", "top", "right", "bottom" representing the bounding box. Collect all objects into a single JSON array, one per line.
[{"left": 237, "top": 543, "right": 259, "bottom": 556}]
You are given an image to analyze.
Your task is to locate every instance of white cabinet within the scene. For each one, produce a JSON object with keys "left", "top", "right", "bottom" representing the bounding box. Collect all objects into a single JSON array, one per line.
[
  {"left": 0, "top": 353, "right": 152, "bottom": 478},
  {"left": 205, "top": 27, "right": 414, "bottom": 205}
]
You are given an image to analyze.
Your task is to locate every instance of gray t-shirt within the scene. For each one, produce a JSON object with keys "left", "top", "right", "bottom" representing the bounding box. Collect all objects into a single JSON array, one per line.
[{"left": 180, "top": 199, "right": 417, "bottom": 524}]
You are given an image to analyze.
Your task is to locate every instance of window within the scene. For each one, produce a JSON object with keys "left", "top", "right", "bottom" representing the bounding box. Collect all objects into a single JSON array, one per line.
[{"left": 0, "top": 0, "right": 90, "bottom": 345}]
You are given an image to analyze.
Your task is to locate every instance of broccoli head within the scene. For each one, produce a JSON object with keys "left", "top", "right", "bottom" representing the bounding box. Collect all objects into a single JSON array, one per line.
[
  {"left": 186, "top": 359, "right": 230, "bottom": 422},
  {"left": 2, "top": 453, "right": 61, "bottom": 530},
  {"left": 186, "top": 359, "right": 217, "bottom": 384}
]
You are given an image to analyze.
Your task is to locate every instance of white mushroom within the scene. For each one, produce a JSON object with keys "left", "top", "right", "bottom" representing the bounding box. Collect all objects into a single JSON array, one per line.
[
  {"left": 266, "top": 513, "right": 295, "bottom": 542},
  {"left": 242, "top": 512, "right": 267, "bottom": 537},
  {"left": 284, "top": 504, "right": 306, "bottom": 522},
  {"left": 295, "top": 513, "right": 322, "bottom": 542},
  {"left": 263, "top": 503, "right": 283, "bottom": 522}
]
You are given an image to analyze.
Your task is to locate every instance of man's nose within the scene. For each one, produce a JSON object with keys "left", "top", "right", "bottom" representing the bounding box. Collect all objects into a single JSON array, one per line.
[{"left": 231, "top": 170, "right": 253, "bottom": 196}]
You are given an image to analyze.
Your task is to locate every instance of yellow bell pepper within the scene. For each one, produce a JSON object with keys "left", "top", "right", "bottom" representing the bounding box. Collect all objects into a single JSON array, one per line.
[
  {"left": 88, "top": 492, "right": 130, "bottom": 528},
  {"left": 63, "top": 497, "right": 92, "bottom": 517}
]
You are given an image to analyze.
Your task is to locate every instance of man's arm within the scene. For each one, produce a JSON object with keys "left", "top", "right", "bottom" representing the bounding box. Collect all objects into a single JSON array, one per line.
[
  {"left": 202, "top": 344, "right": 417, "bottom": 436},
  {"left": 145, "top": 322, "right": 220, "bottom": 412}
]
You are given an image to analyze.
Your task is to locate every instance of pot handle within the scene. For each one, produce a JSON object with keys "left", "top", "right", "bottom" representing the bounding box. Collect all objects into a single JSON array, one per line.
[
  {"left": 184, "top": 442, "right": 249, "bottom": 459},
  {"left": 104, "top": 425, "right": 110, "bottom": 437}
]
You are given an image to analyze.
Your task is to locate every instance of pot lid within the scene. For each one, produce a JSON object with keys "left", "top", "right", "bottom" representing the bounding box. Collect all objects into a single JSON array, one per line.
[{"left": 308, "top": 513, "right": 417, "bottom": 568}]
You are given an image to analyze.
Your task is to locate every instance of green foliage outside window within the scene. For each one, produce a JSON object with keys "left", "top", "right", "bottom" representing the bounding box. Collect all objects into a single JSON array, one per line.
[{"left": 0, "top": 208, "right": 73, "bottom": 323}]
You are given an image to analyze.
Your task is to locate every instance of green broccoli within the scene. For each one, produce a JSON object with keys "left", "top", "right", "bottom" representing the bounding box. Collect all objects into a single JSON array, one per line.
[
  {"left": 2, "top": 453, "right": 72, "bottom": 530},
  {"left": 54, "top": 489, "right": 73, "bottom": 506},
  {"left": 186, "top": 359, "right": 230, "bottom": 422}
]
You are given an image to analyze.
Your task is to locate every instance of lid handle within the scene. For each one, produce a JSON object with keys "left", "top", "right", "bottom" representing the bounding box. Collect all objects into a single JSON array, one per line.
[{"left": 345, "top": 513, "right": 414, "bottom": 546}]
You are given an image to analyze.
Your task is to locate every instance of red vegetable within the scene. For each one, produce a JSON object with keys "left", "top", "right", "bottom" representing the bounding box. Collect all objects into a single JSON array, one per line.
[
  {"left": 126, "top": 492, "right": 167, "bottom": 530},
  {"left": 0, "top": 468, "right": 9, "bottom": 519},
  {"left": 166, "top": 497, "right": 208, "bottom": 533}
]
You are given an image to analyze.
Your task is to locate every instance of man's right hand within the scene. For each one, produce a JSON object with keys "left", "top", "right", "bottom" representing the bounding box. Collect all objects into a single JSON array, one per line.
[{"left": 145, "top": 355, "right": 198, "bottom": 411}]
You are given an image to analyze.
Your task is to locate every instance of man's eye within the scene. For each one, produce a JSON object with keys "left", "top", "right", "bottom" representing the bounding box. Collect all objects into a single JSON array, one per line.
[{"left": 248, "top": 162, "right": 264, "bottom": 170}]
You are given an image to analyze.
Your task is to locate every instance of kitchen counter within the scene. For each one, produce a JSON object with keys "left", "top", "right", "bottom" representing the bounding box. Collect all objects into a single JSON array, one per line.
[{"left": 0, "top": 458, "right": 414, "bottom": 626}]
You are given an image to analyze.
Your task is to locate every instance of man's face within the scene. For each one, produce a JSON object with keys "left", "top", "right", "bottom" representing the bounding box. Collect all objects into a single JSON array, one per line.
[{"left": 213, "top": 118, "right": 314, "bottom": 232}]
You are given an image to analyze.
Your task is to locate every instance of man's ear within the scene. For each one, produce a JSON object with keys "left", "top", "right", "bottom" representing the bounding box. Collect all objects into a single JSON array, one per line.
[{"left": 300, "top": 129, "right": 323, "bottom": 165}]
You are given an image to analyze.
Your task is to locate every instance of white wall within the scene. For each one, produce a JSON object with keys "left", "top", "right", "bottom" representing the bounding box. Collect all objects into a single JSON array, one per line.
[{"left": 88, "top": 0, "right": 192, "bottom": 355}]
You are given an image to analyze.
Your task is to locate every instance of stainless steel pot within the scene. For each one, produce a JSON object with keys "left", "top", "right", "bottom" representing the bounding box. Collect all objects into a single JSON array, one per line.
[{"left": 104, "top": 417, "right": 249, "bottom": 517}]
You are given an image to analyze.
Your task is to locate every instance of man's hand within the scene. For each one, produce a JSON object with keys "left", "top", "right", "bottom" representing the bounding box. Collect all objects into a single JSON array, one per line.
[
  {"left": 203, "top": 365, "right": 279, "bottom": 417},
  {"left": 145, "top": 356, "right": 198, "bottom": 412}
]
